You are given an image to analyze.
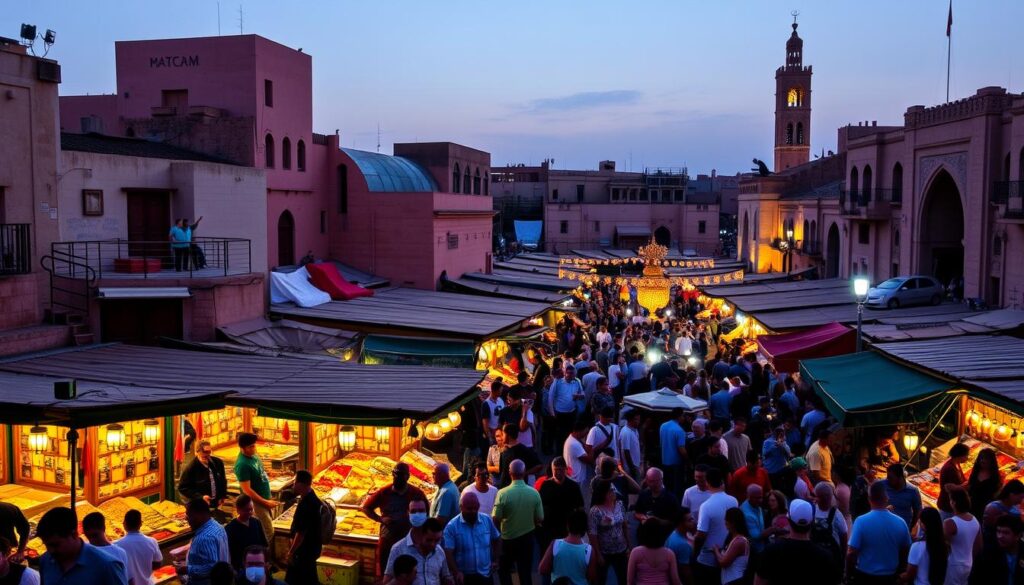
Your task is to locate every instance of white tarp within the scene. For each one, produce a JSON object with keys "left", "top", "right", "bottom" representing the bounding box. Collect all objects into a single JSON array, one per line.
[
  {"left": 623, "top": 388, "right": 708, "bottom": 413},
  {"left": 269, "top": 266, "right": 331, "bottom": 308}
]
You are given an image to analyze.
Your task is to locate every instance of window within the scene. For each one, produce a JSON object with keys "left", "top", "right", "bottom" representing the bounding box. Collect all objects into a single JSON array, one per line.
[
  {"left": 698, "top": 220, "right": 706, "bottom": 234},
  {"left": 862, "top": 165, "right": 873, "bottom": 201},
  {"left": 891, "top": 162, "right": 902, "bottom": 202},
  {"left": 447, "top": 233, "right": 459, "bottom": 249},
  {"left": 993, "top": 236, "right": 1003, "bottom": 256},
  {"left": 849, "top": 167, "right": 859, "bottom": 197},
  {"left": 612, "top": 188, "right": 620, "bottom": 201},
  {"left": 452, "top": 164, "right": 461, "bottom": 193},
  {"left": 337, "top": 164, "right": 348, "bottom": 214},
  {"left": 560, "top": 221, "right": 568, "bottom": 234},
  {"left": 594, "top": 221, "right": 600, "bottom": 232},
  {"left": 281, "top": 137, "right": 291, "bottom": 170},
  {"left": 463, "top": 167, "right": 471, "bottom": 194},
  {"left": 893, "top": 229, "right": 900, "bottom": 248},
  {"left": 858, "top": 223, "right": 870, "bottom": 244},
  {"left": 674, "top": 190, "right": 684, "bottom": 202},
  {"left": 796, "top": 122, "right": 804, "bottom": 145},
  {"left": 320, "top": 210, "right": 327, "bottom": 234},
  {"left": 786, "top": 123, "right": 793, "bottom": 145},
  {"left": 484, "top": 173, "right": 489, "bottom": 195},
  {"left": 892, "top": 263, "right": 899, "bottom": 278},
  {"left": 639, "top": 189, "right": 648, "bottom": 201},
  {"left": 264, "top": 79, "right": 274, "bottom": 107},
  {"left": 297, "top": 140, "right": 306, "bottom": 172},
  {"left": 787, "top": 87, "right": 802, "bottom": 107},
  {"left": 576, "top": 184, "right": 585, "bottom": 202},
  {"left": 552, "top": 188, "right": 559, "bottom": 200},
  {"left": 161, "top": 89, "right": 188, "bottom": 111},
  {"left": 264, "top": 134, "right": 275, "bottom": 168},
  {"left": 629, "top": 189, "right": 637, "bottom": 201},
  {"left": 473, "top": 169, "right": 481, "bottom": 195},
  {"left": 651, "top": 190, "right": 659, "bottom": 201}
]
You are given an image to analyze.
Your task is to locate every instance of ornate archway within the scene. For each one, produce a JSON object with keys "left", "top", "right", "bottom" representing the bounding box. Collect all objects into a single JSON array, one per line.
[
  {"left": 277, "top": 210, "right": 295, "bottom": 267},
  {"left": 654, "top": 226, "right": 671, "bottom": 247},
  {"left": 918, "top": 170, "right": 964, "bottom": 286}
]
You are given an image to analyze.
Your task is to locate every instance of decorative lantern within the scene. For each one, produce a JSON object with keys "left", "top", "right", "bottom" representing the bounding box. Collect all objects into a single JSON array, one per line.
[
  {"left": 28, "top": 426, "right": 49, "bottom": 453},
  {"left": 143, "top": 419, "right": 160, "bottom": 445},
  {"left": 425, "top": 423, "right": 444, "bottom": 441},
  {"left": 105, "top": 423, "right": 126, "bottom": 451},
  {"left": 995, "top": 424, "right": 1013, "bottom": 443},
  {"left": 337, "top": 426, "right": 356, "bottom": 451},
  {"left": 902, "top": 431, "right": 919, "bottom": 453},
  {"left": 447, "top": 411, "right": 462, "bottom": 427},
  {"left": 635, "top": 240, "right": 670, "bottom": 315},
  {"left": 981, "top": 418, "right": 994, "bottom": 436},
  {"left": 967, "top": 410, "right": 981, "bottom": 430},
  {"left": 374, "top": 426, "right": 390, "bottom": 446},
  {"left": 438, "top": 418, "right": 452, "bottom": 433}
]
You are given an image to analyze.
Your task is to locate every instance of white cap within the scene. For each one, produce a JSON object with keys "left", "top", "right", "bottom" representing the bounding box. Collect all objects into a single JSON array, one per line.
[{"left": 789, "top": 499, "right": 813, "bottom": 526}]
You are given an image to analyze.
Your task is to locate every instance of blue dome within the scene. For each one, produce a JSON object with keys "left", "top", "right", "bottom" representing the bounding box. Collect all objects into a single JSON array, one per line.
[{"left": 341, "top": 148, "right": 438, "bottom": 192}]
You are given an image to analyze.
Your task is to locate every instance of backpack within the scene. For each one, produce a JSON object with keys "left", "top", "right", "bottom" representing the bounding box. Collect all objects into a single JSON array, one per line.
[
  {"left": 319, "top": 497, "right": 337, "bottom": 542},
  {"left": 810, "top": 507, "right": 843, "bottom": 566}
]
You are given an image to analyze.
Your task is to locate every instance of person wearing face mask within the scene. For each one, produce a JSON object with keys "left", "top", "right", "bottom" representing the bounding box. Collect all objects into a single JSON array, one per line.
[
  {"left": 224, "top": 495, "right": 268, "bottom": 572},
  {"left": 237, "top": 546, "right": 286, "bottom": 585},
  {"left": 363, "top": 463, "right": 427, "bottom": 579},
  {"left": 384, "top": 503, "right": 451, "bottom": 585},
  {"left": 285, "top": 470, "right": 322, "bottom": 585}
]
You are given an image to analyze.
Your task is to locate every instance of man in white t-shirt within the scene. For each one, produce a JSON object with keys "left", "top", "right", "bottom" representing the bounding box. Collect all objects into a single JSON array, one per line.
[
  {"left": 607, "top": 354, "right": 628, "bottom": 397},
  {"left": 682, "top": 464, "right": 713, "bottom": 524},
  {"left": 674, "top": 333, "right": 693, "bottom": 357},
  {"left": 585, "top": 408, "right": 619, "bottom": 461},
  {"left": 596, "top": 325, "right": 612, "bottom": 349},
  {"left": 116, "top": 510, "right": 162, "bottom": 585},
  {"left": 563, "top": 421, "right": 598, "bottom": 487},
  {"left": 618, "top": 409, "right": 642, "bottom": 482},
  {"left": 461, "top": 462, "right": 499, "bottom": 516},
  {"left": 692, "top": 467, "right": 738, "bottom": 584},
  {"left": 481, "top": 383, "right": 505, "bottom": 444}
]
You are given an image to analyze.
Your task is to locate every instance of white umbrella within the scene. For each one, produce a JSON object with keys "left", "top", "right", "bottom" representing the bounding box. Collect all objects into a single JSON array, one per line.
[{"left": 623, "top": 388, "right": 708, "bottom": 413}]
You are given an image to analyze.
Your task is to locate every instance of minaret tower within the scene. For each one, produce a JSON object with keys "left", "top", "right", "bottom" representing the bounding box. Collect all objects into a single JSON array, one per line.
[{"left": 774, "top": 12, "right": 812, "bottom": 172}]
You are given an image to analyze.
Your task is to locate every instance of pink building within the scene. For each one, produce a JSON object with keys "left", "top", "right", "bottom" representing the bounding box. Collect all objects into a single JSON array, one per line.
[
  {"left": 61, "top": 34, "right": 494, "bottom": 290},
  {"left": 741, "top": 21, "right": 1024, "bottom": 310}
]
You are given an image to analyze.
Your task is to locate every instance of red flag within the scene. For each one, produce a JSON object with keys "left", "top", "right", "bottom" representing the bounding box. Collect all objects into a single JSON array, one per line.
[
  {"left": 946, "top": 0, "right": 952, "bottom": 37},
  {"left": 282, "top": 421, "right": 291, "bottom": 442},
  {"left": 195, "top": 412, "right": 204, "bottom": 441},
  {"left": 173, "top": 416, "right": 184, "bottom": 463}
]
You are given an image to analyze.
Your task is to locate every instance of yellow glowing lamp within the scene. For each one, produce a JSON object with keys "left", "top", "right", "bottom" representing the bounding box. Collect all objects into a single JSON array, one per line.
[
  {"left": 28, "top": 426, "right": 49, "bottom": 453},
  {"left": 995, "top": 424, "right": 1013, "bottom": 443},
  {"left": 967, "top": 410, "right": 981, "bottom": 429},
  {"left": 448, "top": 411, "right": 462, "bottom": 427},
  {"left": 425, "top": 423, "right": 444, "bottom": 441},
  {"left": 439, "top": 418, "right": 452, "bottom": 433},
  {"left": 338, "top": 425, "right": 357, "bottom": 451},
  {"left": 981, "top": 418, "right": 994, "bottom": 436},
  {"left": 902, "top": 431, "right": 919, "bottom": 453},
  {"left": 105, "top": 423, "right": 126, "bottom": 451},
  {"left": 143, "top": 419, "right": 160, "bottom": 444},
  {"left": 374, "top": 426, "right": 390, "bottom": 445}
]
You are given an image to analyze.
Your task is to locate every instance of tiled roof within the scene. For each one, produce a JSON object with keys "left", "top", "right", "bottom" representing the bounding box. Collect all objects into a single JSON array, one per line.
[
  {"left": 780, "top": 179, "right": 844, "bottom": 201},
  {"left": 61, "top": 132, "right": 237, "bottom": 165}
]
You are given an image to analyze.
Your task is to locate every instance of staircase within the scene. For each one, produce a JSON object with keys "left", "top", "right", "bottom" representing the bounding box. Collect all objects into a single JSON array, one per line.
[{"left": 41, "top": 253, "right": 97, "bottom": 346}]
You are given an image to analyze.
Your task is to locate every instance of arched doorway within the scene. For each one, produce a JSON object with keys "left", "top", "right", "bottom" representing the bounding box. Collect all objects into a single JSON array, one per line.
[
  {"left": 740, "top": 211, "right": 749, "bottom": 264},
  {"left": 654, "top": 226, "right": 671, "bottom": 247},
  {"left": 826, "top": 223, "right": 840, "bottom": 278},
  {"left": 919, "top": 170, "right": 964, "bottom": 286},
  {"left": 277, "top": 210, "right": 295, "bottom": 267}
]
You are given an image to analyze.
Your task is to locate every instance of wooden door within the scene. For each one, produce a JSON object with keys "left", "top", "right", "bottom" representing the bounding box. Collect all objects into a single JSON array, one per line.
[
  {"left": 126, "top": 191, "right": 171, "bottom": 262},
  {"left": 101, "top": 299, "right": 183, "bottom": 345}
]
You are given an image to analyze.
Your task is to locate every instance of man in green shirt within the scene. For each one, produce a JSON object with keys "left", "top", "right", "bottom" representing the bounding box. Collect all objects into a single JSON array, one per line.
[
  {"left": 491, "top": 459, "right": 543, "bottom": 585},
  {"left": 233, "top": 433, "right": 279, "bottom": 553}
]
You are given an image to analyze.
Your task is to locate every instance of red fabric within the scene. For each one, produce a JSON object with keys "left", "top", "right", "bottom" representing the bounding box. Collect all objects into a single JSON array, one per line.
[
  {"left": 194, "top": 412, "right": 203, "bottom": 441},
  {"left": 306, "top": 262, "right": 374, "bottom": 301},
  {"left": 282, "top": 421, "right": 291, "bottom": 442},
  {"left": 173, "top": 416, "right": 184, "bottom": 463},
  {"left": 757, "top": 322, "right": 856, "bottom": 373}
]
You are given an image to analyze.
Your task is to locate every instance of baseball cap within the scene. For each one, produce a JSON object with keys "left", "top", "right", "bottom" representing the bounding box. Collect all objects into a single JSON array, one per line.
[
  {"left": 790, "top": 456, "right": 808, "bottom": 470},
  {"left": 789, "top": 499, "right": 813, "bottom": 527}
]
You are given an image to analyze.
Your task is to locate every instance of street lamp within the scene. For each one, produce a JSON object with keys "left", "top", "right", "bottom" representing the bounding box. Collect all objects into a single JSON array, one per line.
[
  {"left": 854, "top": 278, "right": 870, "bottom": 352},
  {"left": 785, "top": 228, "right": 794, "bottom": 272}
]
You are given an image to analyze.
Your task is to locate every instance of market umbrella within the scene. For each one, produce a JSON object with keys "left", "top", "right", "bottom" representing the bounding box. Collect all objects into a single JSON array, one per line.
[{"left": 623, "top": 388, "right": 708, "bottom": 413}]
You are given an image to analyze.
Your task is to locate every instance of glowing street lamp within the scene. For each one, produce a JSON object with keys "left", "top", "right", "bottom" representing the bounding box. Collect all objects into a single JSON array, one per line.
[{"left": 854, "top": 278, "right": 870, "bottom": 352}]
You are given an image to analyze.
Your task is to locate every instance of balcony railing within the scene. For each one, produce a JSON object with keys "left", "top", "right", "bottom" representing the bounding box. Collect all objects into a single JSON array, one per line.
[
  {"left": 840, "top": 188, "right": 896, "bottom": 219},
  {"left": 50, "top": 237, "right": 251, "bottom": 280},
  {"left": 992, "top": 181, "right": 1024, "bottom": 220},
  {"left": 0, "top": 223, "right": 31, "bottom": 276},
  {"left": 799, "top": 241, "right": 822, "bottom": 256}
]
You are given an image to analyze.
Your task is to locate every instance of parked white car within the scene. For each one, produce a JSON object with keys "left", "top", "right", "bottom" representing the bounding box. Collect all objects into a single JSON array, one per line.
[{"left": 865, "top": 275, "right": 945, "bottom": 309}]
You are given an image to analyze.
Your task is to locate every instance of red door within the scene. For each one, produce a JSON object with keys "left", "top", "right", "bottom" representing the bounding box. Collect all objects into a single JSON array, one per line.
[{"left": 126, "top": 191, "right": 171, "bottom": 263}]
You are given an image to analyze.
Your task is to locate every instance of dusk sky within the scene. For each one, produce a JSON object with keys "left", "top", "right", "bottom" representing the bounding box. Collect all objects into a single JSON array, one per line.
[{"left": 9, "top": 1, "right": 1021, "bottom": 174}]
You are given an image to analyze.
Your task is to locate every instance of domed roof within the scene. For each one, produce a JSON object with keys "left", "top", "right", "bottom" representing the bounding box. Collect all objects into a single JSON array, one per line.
[{"left": 341, "top": 148, "right": 438, "bottom": 192}]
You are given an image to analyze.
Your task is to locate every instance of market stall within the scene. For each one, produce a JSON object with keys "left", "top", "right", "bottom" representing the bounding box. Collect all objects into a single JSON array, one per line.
[{"left": 757, "top": 322, "right": 855, "bottom": 374}]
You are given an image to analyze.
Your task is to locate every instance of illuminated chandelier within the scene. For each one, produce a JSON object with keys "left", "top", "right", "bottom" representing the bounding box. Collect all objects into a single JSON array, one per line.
[{"left": 634, "top": 239, "right": 671, "bottom": 314}]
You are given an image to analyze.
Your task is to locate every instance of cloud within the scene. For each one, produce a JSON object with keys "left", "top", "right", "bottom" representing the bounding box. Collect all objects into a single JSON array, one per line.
[{"left": 521, "top": 90, "right": 642, "bottom": 114}]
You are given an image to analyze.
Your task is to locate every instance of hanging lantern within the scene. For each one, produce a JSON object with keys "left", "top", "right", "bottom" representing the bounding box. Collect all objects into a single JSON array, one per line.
[
  {"left": 902, "top": 431, "right": 919, "bottom": 453},
  {"left": 337, "top": 426, "right": 356, "bottom": 451},
  {"left": 105, "top": 423, "right": 126, "bottom": 451},
  {"left": 967, "top": 410, "right": 981, "bottom": 430},
  {"left": 374, "top": 426, "right": 390, "bottom": 446},
  {"left": 28, "top": 426, "right": 49, "bottom": 453},
  {"left": 981, "top": 418, "right": 994, "bottom": 436},
  {"left": 995, "top": 424, "right": 1013, "bottom": 443},
  {"left": 425, "top": 423, "right": 444, "bottom": 441},
  {"left": 448, "top": 411, "right": 462, "bottom": 427},
  {"left": 634, "top": 240, "right": 671, "bottom": 315},
  {"left": 439, "top": 418, "right": 452, "bottom": 433},
  {"left": 143, "top": 419, "right": 160, "bottom": 445}
]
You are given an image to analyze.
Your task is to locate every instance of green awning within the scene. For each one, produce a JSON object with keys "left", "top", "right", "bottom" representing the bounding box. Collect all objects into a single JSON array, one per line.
[
  {"left": 361, "top": 335, "right": 475, "bottom": 368},
  {"left": 800, "top": 352, "right": 963, "bottom": 428}
]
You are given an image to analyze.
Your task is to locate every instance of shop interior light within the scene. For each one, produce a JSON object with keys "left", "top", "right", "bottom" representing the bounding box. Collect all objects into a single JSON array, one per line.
[
  {"left": 736, "top": 313, "right": 747, "bottom": 325},
  {"left": 337, "top": 425, "right": 356, "bottom": 451},
  {"left": 105, "top": 423, "right": 126, "bottom": 451},
  {"left": 374, "top": 426, "right": 390, "bottom": 446},
  {"left": 28, "top": 425, "right": 49, "bottom": 453},
  {"left": 143, "top": 419, "right": 160, "bottom": 444},
  {"left": 438, "top": 418, "right": 452, "bottom": 433},
  {"left": 902, "top": 431, "right": 919, "bottom": 453},
  {"left": 447, "top": 411, "right": 462, "bottom": 427},
  {"left": 425, "top": 423, "right": 444, "bottom": 441}
]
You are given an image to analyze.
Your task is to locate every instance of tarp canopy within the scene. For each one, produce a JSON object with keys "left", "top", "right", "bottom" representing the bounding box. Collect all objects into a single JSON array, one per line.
[
  {"left": 218, "top": 318, "right": 359, "bottom": 355},
  {"left": 513, "top": 220, "right": 542, "bottom": 246},
  {"left": 758, "top": 322, "right": 855, "bottom": 373},
  {"left": 361, "top": 335, "right": 476, "bottom": 368},
  {"left": 623, "top": 389, "right": 708, "bottom": 413},
  {"left": 800, "top": 352, "right": 962, "bottom": 428}
]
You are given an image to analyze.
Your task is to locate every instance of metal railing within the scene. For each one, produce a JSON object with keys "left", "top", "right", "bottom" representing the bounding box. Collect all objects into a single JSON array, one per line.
[
  {"left": 992, "top": 181, "right": 1024, "bottom": 219},
  {"left": 840, "top": 188, "right": 900, "bottom": 215},
  {"left": 50, "top": 237, "right": 252, "bottom": 280},
  {"left": 799, "top": 241, "right": 822, "bottom": 256},
  {"left": 0, "top": 223, "right": 31, "bottom": 276}
]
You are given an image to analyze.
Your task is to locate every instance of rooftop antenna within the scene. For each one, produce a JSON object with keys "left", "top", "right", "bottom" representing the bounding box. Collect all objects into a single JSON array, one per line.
[
  {"left": 376, "top": 123, "right": 381, "bottom": 153},
  {"left": 217, "top": 2, "right": 221, "bottom": 35},
  {"left": 238, "top": 4, "right": 244, "bottom": 34}
]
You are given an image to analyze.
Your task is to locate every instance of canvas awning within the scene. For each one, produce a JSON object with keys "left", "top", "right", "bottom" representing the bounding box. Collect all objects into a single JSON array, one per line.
[
  {"left": 97, "top": 287, "right": 191, "bottom": 299},
  {"left": 361, "top": 335, "right": 476, "bottom": 368},
  {"left": 758, "top": 322, "right": 855, "bottom": 373},
  {"left": 800, "top": 352, "right": 963, "bottom": 428}
]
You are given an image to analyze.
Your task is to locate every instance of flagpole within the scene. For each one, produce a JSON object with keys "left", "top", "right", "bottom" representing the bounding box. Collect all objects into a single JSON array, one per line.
[{"left": 946, "top": 26, "right": 951, "bottom": 102}]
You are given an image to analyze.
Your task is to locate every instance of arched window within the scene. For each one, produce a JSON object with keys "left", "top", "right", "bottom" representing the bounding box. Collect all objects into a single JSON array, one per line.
[
  {"left": 862, "top": 165, "right": 873, "bottom": 202},
  {"left": 473, "top": 168, "right": 481, "bottom": 195},
  {"left": 463, "top": 166, "right": 471, "bottom": 194},
  {"left": 796, "top": 122, "right": 804, "bottom": 145},
  {"left": 452, "top": 163, "right": 461, "bottom": 193},
  {"left": 484, "top": 173, "right": 489, "bottom": 196},
  {"left": 297, "top": 140, "right": 306, "bottom": 172},
  {"left": 1005, "top": 152, "right": 1012, "bottom": 182},
  {"left": 787, "top": 87, "right": 802, "bottom": 107},
  {"left": 894, "top": 228, "right": 901, "bottom": 248},
  {"left": 849, "top": 166, "right": 859, "bottom": 198},
  {"left": 810, "top": 220, "right": 817, "bottom": 244},
  {"left": 891, "top": 162, "right": 903, "bottom": 203},
  {"left": 265, "top": 134, "right": 275, "bottom": 168},
  {"left": 277, "top": 210, "right": 295, "bottom": 266},
  {"left": 281, "top": 137, "right": 291, "bottom": 170},
  {"left": 802, "top": 219, "right": 809, "bottom": 244},
  {"left": 786, "top": 123, "right": 793, "bottom": 145}
]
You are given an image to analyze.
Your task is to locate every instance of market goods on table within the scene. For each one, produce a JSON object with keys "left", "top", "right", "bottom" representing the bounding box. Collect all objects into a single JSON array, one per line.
[
  {"left": 311, "top": 450, "right": 445, "bottom": 509},
  {"left": 274, "top": 501, "right": 380, "bottom": 541},
  {"left": 908, "top": 435, "right": 1024, "bottom": 506}
]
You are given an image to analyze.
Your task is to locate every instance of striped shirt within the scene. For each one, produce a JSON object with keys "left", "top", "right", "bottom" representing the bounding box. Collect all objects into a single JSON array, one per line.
[{"left": 187, "top": 518, "right": 230, "bottom": 585}]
